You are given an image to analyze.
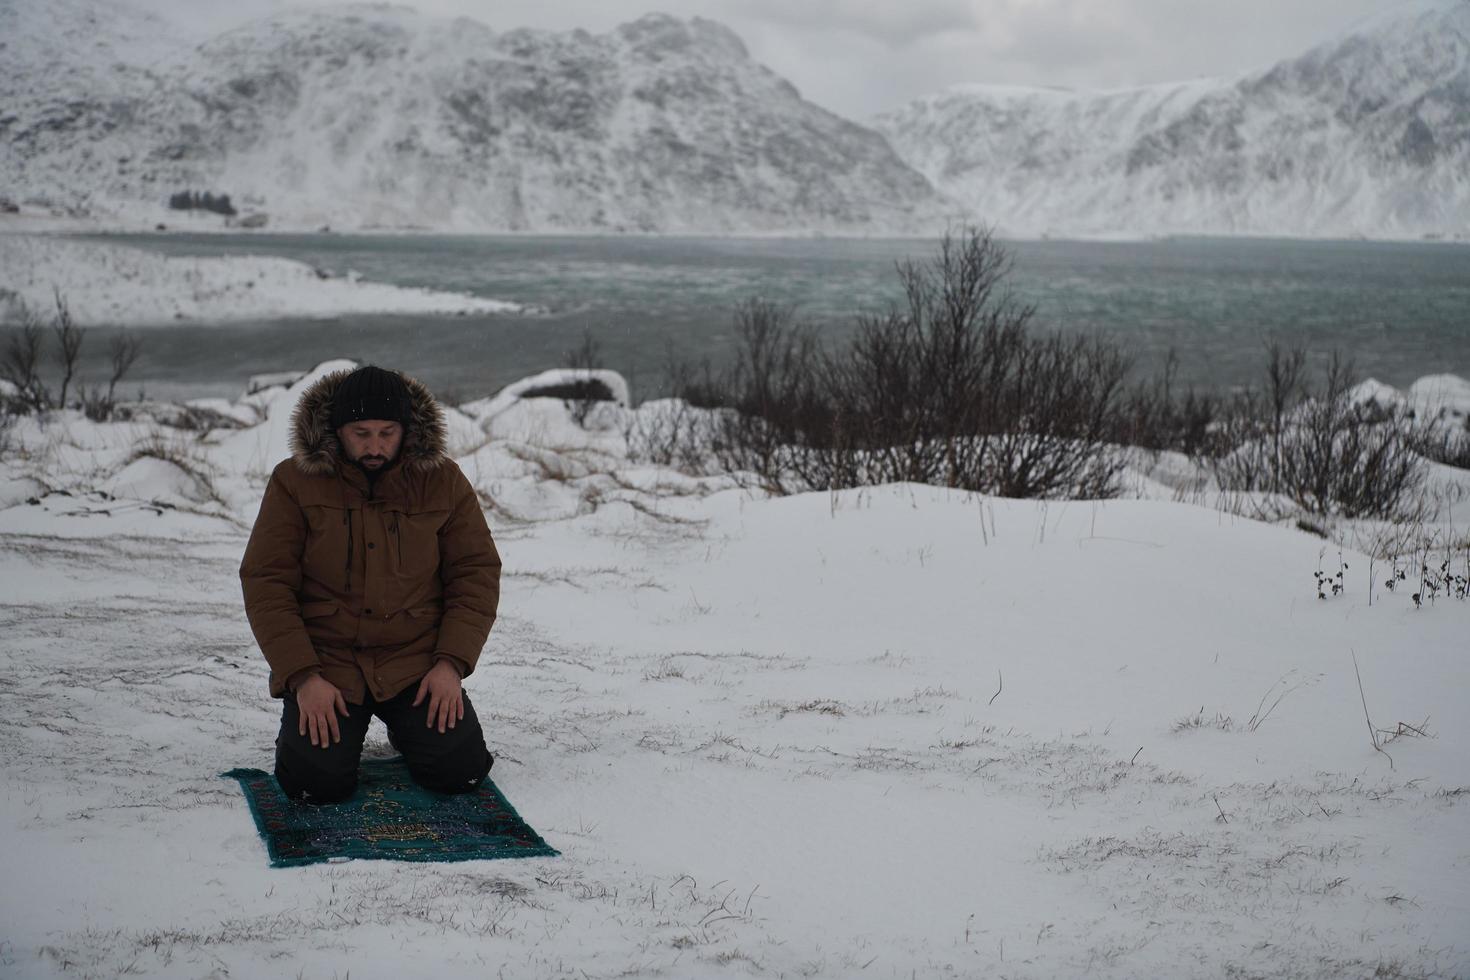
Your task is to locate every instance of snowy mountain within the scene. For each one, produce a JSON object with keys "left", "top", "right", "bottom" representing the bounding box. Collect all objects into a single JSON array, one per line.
[
  {"left": 874, "top": 0, "right": 1470, "bottom": 239},
  {"left": 0, "top": 0, "right": 945, "bottom": 234}
]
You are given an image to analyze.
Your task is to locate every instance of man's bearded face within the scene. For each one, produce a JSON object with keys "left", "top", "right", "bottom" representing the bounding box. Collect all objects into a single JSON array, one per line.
[{"left": 338, "top": 420, "right": 404, "bottom": 470}]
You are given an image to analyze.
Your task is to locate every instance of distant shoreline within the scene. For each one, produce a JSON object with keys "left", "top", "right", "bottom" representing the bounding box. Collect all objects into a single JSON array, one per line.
[{"left": 4, "top": 212, "right": 1468, "bottom": 248}]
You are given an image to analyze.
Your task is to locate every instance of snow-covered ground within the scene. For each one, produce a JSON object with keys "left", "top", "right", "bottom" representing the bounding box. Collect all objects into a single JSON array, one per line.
[
  {"left": 1, "top": 362, "right": 1468, "bottom": 979},
  {"left": 0, "top": 233, "right": 530, "bottom": 325}
]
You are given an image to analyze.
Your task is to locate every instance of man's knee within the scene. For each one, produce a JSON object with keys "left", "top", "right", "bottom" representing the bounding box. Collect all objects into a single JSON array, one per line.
[
  {"left": 402, "top": 734, "right": 493, "bottom": 794},
  {"left": 275, "top": 739, "right": 359, "bottom": 803}
]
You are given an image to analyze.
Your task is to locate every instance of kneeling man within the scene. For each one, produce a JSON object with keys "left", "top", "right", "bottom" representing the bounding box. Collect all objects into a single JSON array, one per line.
[{"left": 241, "top": 365, "right": 499, "bottom": 802}]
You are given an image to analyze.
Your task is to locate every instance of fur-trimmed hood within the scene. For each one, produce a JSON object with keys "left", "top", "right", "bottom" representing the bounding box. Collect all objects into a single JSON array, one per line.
[{"left": 289, "top": 368, "right": 448, "bottom": 477}]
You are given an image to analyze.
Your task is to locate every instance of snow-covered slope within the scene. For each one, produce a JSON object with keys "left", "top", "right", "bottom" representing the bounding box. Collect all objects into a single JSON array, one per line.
[
  {"left": 1, "top": 364, "right": 1469, "bottom": 977},
  {"left": 875, "top": 0, "right": 1470, "bottom": 239},
  {"left": 0, "top": 0, "right": 945, "bottom": 234}
]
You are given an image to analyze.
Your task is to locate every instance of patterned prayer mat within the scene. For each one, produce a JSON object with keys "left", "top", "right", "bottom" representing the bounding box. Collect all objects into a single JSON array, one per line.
[{"left": 223, "top": 759, "right": 558, "bottom": 868}]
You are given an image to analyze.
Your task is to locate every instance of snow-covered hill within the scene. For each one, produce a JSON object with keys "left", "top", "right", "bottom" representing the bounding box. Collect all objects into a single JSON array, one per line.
[
  {"left": 0, "top": 0, "right": 945, "bottom": 234},
  {"left": 875, "top": 0, "right": 1470, "bottom": 240}
]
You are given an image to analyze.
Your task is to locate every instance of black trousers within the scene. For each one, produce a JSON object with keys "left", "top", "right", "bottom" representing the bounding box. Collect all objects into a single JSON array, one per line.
[{"left": 275, "top": 685, "right": 493, "bottom": 803}]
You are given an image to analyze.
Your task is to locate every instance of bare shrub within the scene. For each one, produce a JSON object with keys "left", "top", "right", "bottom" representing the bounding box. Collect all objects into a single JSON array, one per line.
[
  {"left": 0, "top": 296, "right": 141, "bottom": 419},
  {"left": 670, "top": 227, "right": 1131, "bottom": 499},
  {"left": 1207, "top": 348, "right": 1426, "bottom": 520},
  {"left": 0, "top": 400, "right": 16, "bottom": 458},
  {"left": 93, "top": 331, "right": 142, "bottom": 421},
  {"left": 978, "top": 332, "right": 1129, "bottom": 498},
  {"left": 1411, "top": 418, "right": 1470, "bottom": 471},
  {"left": 52, "top": 292, "right": 83, "bottom": 410},
  {"left": 2, "top": 311, "right": 48, "bottom": 412},
  {"left": 561, "top": 327, "right": 606, "bottom": 428},
  {"left": 625, "top": 345, "right": 727, "bottom": 474},
  {"left": 625, "top": 399, "right": 718, "bottom": 474},
  {"left": 1115, "top": 351, "right": 1224, "bottom": 457},
  {"left": 705, "top": 299, "right": 824, "bottom": 494},
  {"left": 1276, "top": 355, "right": 1424, "bottom": 519}
]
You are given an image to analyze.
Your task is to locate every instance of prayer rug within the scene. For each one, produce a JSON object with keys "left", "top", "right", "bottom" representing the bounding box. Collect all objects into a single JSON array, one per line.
[{"left": 223, "top": 759, "right": 558, "bottom": 867}]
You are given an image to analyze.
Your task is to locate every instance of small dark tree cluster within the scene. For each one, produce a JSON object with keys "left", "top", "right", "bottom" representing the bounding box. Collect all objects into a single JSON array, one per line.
[
  {"left": 168, "top": 190, "right": 237, "bottom": 216},
  {"left": 1, "top": 292, "right": 141, "bottom": 420}
]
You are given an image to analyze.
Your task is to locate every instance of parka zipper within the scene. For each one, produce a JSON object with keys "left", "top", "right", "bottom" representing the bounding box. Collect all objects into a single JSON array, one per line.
[
  {"left": 344, "top": 472, "right": 376, "bottom": 591},
  {"left": 343, "top": 508, "right": 353, "bottom": 592}
]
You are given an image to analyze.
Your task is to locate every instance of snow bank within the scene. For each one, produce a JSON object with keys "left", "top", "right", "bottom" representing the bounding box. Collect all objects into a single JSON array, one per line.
[{"left": 0, "top": 233, "right": 530, "bottom": 325}]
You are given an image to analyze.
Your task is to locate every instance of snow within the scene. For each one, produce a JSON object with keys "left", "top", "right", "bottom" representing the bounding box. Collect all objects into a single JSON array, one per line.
[
  {"left": 2, "top": 362, "right": 1469, "bottom": 978},
  {"left": 0, "top": 233, "right": 530, "bottom": 325}
]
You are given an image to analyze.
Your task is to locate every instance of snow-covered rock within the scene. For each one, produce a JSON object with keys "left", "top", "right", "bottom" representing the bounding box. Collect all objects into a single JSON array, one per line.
[
  {"left": 1407, "top": 373, "right": 1470, "bottom": 421},
  {"left": 0, "top": 475, "right": 46, "bottom": 508},
  {"left": 1347, "top": 378, "right": 1408, "bottom": 410},
  {"left": 1, "top": 0, "right": 944, "bottom": 235},
  {"left": 98, "top": 454, "right": 217, "bottom": 507},
  {"left": 875, "top": 0, "right": 1470, "bottom": 239},
  {"left": 462, "top": 368, "right": 632, "bottom": 427},
  {"left": 183, "top": 397, "right": 260, "bottom": 428}
]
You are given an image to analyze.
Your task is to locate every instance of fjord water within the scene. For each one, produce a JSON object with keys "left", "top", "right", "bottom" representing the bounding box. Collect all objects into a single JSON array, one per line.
[{"left": 88, "top": 233, "right": 1470, "bottom": 402}]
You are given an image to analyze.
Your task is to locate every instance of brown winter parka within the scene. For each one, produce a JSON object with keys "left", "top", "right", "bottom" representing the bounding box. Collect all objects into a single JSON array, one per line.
[{"left": 240, "top": 369, "right": 501, "bottom": 703}]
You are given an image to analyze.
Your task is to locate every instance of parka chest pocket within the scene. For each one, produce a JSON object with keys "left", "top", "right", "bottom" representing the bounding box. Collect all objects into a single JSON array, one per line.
[
  {"left": 300, "top": 504, "right": 351, "bottom": 583},
  {"left": 390, "top": 508, "right": 451, "bottom": 579}
]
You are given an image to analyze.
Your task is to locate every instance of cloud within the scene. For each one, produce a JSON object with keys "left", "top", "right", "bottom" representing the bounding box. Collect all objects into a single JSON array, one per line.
[
  {"left": 734, "top": 0, "right": 978, "bottom": 46},
  {"left": 744, "top": 0, "right": 1401, "bottom": 114}
]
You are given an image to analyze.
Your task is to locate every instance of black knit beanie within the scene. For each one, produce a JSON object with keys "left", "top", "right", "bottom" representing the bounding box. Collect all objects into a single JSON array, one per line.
[{"left": 329, "top": 366, "right": 410, "bottom": 429}]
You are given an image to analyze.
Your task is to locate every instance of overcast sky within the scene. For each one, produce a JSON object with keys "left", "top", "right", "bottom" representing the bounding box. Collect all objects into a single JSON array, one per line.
[{"left": 136, "top": 0, "right": 1406, "bottom": 117}]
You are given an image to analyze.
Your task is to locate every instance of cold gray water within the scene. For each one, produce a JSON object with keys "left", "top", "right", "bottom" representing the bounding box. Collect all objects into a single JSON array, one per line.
[{"left": 47, "top": 233, "right": 1470, "bottom": 402}]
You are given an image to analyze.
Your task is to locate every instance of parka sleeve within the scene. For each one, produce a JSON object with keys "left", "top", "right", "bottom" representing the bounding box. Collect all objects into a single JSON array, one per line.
[
  {"left": 239, "top": 467, "right": 320, "bottom": 692},
  {"left": 433, "top": 465, "right": 501, "bottom": 677}
]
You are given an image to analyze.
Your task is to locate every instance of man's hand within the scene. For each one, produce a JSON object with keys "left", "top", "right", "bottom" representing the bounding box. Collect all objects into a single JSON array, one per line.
[
  {"left": 296, "top": 675, "right": 350, "bottom": 749},
  {"left": 413, "top": 660, "right": 464, "bottom": 734}
]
